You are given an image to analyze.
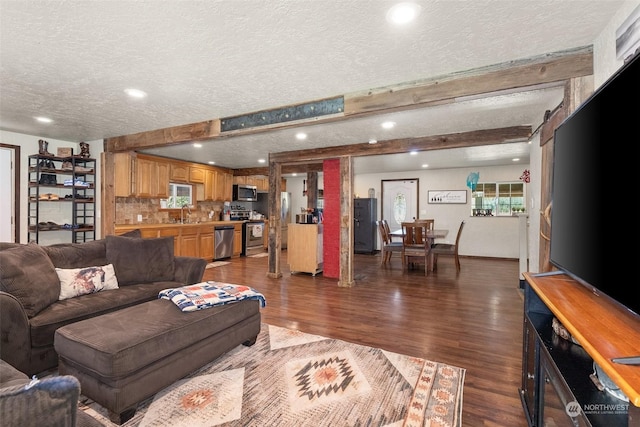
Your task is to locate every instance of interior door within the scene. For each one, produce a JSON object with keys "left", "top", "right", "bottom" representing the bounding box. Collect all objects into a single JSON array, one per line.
[{"left": 0, "top": 145, "right": 17, "bottom": 242}]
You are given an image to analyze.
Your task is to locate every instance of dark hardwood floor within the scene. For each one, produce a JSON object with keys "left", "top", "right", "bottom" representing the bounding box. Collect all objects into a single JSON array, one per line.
[{"left": 202, "top": 250, "right": 528, "bottom": 427}]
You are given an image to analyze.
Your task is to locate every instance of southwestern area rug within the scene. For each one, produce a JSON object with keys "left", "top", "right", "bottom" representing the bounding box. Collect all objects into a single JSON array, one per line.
[{"left": 78, "top": 323, "right": 465, "bottom": 426}]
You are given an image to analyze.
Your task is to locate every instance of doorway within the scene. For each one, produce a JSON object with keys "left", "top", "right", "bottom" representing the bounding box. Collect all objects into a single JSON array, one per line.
[{"left": 0, "top": 144, "right": 20, "bottom": 242}]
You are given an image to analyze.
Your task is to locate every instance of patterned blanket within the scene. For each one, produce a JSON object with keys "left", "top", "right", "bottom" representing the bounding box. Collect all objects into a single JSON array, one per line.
[{"left": 158, "top": 281, "right": 266, "bottom": 312}]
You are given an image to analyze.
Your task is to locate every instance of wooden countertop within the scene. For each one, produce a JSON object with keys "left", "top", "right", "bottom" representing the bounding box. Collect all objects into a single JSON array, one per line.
[{"left": 524, "top": 271, "right": 640, "bottom": 407}]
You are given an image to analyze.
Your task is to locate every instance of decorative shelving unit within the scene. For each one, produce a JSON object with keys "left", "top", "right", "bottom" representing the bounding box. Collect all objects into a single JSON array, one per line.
[{"left": 28, "top": 154, "right": 96, "bottom": 243}]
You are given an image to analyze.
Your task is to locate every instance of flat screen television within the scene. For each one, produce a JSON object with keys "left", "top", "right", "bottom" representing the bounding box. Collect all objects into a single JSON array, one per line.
[{"left": 550, "top": 52, "right": 639, "bottom": 317}]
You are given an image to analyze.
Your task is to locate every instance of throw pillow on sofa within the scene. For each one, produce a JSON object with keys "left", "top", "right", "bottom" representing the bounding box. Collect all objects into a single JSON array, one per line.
[
  {"left": 105, "top": 235, "right": 175, "bottom": 285},
  {"left": 0, "top": 243, "right": 60, "bottom": 318},
  {"left": 56, "top": 264, "right": 119, "bottom": 300}
]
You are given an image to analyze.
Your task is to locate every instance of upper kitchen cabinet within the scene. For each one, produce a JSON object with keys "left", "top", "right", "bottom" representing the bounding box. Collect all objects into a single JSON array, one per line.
[
  {"left": 198, "top": 168, "right": 233, "bottom": 202},
  {"left": 233, "top": 174, "right": 284, "bottom": 192},
  {"left": 136, "top": 156, "right": 169, "bottom": 198},
  {"left": 188, "top": 166, "right": 206, "bottom": 184},
  {"left": 169, "top": 163, "right": 189, "bottom": 183},
  {"left": 114, "top": 153, "right": 169, "bottom": 198},
  {"left": 114, "top": 152, "right": 134, "bottom": 197}
]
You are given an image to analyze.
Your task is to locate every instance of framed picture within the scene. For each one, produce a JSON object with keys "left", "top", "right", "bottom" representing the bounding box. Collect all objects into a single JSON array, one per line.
[
  {"left": 428, "top": 190, "right": 467, "bottom": 204},
  {"left": 381, "top": 179, "right": 419, "bottom": 233}
]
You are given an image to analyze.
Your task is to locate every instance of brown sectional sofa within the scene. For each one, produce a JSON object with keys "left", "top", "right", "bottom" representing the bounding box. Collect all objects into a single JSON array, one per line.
[{"left": 0, "top": 232, "right": 207, "bottom": 377}]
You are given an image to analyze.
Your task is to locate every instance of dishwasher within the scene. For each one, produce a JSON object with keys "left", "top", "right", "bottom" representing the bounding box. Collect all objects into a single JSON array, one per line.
[{"left": 214, "top": 225, "right": 234, "bottom": 260}]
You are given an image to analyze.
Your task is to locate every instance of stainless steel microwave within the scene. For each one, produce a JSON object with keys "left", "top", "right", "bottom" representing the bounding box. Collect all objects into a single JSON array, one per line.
[{"left": 232, "top": 184, "right": 258, "bottom": 202}]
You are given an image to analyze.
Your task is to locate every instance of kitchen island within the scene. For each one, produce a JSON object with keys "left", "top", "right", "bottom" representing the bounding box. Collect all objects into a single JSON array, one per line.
[{"left": 288, "top": 223, "right": 323, "bottom": 276}]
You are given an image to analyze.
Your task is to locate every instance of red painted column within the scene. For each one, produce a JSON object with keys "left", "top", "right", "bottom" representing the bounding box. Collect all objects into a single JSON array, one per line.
[{"left": 322, "top": 159, "right": 340, "bottom": 278}]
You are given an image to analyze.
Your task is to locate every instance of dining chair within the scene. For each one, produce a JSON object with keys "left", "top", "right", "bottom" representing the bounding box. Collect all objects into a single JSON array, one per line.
[
  {"left": 401, "top": 221, "right": 431, "bottom": 275},
  {"left": 376, "top": 220, "right": 403, "bottom": 265},
  {"left": 413, "top": 218, "right": 434, "bottom": 231},
  {"left": 381, "top": 219, "right": 403, "bottom": 242},
  {"left": 430, "top": 220, "right": 465, "bottom": 273}
]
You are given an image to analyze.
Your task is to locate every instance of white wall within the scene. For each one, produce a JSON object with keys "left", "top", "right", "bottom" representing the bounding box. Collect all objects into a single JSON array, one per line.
[
  {"left": 0, "top": 130, "right": 102, "bottom": 243},
  {"left": 594, "top": 1, "right": 640, "bottom": 87},
  {"left": 355, "top": 164, "right": 527, "bottom": 258}
]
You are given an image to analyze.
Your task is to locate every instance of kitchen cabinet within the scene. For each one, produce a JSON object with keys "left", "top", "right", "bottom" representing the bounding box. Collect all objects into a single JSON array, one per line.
[
  {"left": 233, "top": 223, "right": 243, "bottom": 257},
  {"left": 114, "top": 223, "right": 238, "bottom": 261},
  {"left": 199, "top": 229, "right": 214, "bottom": 261},
  {"left": 220, "top": 171, "right": 233, "bottom": 201},
  {"left": 253, "top": 176, "right": 268, "bottom": 191},
  {"left": 114, "top": 153, "right": 169, "bottom": 198},
  {"left": 233, "top": 174, "right": 284, "bottom": 193},
  {"left": 169, "top": 163, "right": 189, "bottom": 183},
  {"left": 288, "top": 223, "right": 323, "bottom": 275},
  {"left": 115, "top": 153, "right": 233, "bottom": 201},
  {"left": 136, "top": 156, "right": 169, "bottom": 198},
  {"left": 189, "top": 166, "right": 205, "bottom": 184},
  {"left": 114, "top": 152, "right": 134, "bottom": 197},
  {"left": 198, "top": 168, "right": 233, "bottom": 202},
  {"left": 179, "top": 227, "right": 199, "bottom": 258}
]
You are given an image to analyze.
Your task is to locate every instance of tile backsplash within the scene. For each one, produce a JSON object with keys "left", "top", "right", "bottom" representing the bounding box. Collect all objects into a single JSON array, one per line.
[{"left": 115, "top": 197, "right": 224, "bottom": 224}]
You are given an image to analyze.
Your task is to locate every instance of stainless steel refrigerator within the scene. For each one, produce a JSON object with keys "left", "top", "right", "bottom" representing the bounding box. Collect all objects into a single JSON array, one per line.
[{"left": 281, "top": 192, "right": 291, "bottom": 249}]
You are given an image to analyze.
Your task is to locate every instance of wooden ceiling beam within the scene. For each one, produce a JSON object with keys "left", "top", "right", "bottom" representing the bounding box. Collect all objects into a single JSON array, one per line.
[
  {"left": 103, "top": 48, "right": 591, "bottom": 153},
  {"left": 269, "top": 126, "right": 532, "bottom": 163},
  {"left": 345, "top": 47, "right": 592, "bottom": 115},
  {"left": 233, "top": 162, "right": 324, "bottom": 176}
]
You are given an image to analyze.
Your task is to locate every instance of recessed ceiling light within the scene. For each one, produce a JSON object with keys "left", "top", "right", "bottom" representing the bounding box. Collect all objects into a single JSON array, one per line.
[
  {"left": 193, "top": 143, "right": 202, "bottom": 148},
  {"left": 292, "top": 173, "right": 297, "bottom": 177},
  {"left": 386, "top": 2, "right": 422, "bottom": 25},
  {"left": 422, "top": 164, "right": 429, "bottom": 168},
  {"left": 296, "top": 132, "right": 307, "bottom": 140},
  {"left": 381, "top": 121, "right": 396, "bottom": 129},
  {"left": 368, "top": 139, "right": 378, "bottom": 144},
  {"left": 208, "top": 161, "right": 215, "bottom": 165},
  {"left": 512, "top": 158, "right": 520, "bottom": 162},
  {"left": 410, "top": 150, "right": 418, "bottom": 156},
  {"left": 35, "top": 116, "right": 53, "bottom": 123},
  {"left": 258, "top": 158, "right": 266, "bottom": 163},
  {"left": 124, "top": 88, "right": 147, "bottom": 99}
]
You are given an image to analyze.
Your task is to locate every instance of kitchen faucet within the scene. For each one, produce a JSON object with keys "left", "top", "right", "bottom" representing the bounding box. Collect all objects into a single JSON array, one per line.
[{"left": 181, "top": 204, "right": 191, "bottom": 224}]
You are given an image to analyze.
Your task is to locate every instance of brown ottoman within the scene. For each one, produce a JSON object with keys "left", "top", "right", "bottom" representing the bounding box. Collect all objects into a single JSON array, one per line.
[{"left": 54, "top": 298, "right": 260, "bottom": 424}]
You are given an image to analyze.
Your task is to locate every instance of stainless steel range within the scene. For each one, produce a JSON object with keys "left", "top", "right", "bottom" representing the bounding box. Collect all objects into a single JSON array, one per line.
[{"left": 243, "top": 220, "right": 265, "bottom": 256}]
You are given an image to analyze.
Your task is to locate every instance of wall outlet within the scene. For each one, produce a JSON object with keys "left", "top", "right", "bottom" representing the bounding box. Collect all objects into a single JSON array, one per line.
[{"left": 137, "top": 214, "right": 143, "bottom": 222}]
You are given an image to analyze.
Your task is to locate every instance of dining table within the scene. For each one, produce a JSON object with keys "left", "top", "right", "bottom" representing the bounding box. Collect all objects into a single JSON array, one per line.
[
  {"left": 390, "top": 228, "right": 448, "bottom": 243},
  {"left": 390, "top": 228, "right": 449, "bottom": 272}
]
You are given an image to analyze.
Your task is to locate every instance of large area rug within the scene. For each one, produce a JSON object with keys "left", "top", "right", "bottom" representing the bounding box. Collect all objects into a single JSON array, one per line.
[{"left": 79, "top": 323, "right": 465, "bottom": 426}]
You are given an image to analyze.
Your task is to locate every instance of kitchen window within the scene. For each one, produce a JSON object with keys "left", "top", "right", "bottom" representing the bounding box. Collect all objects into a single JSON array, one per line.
[
  {"left": 165, "top": 183, "right": 193, "bottom": 208},
  {"left": 471, "top": 181, "right": 524, "bottom": 216}
]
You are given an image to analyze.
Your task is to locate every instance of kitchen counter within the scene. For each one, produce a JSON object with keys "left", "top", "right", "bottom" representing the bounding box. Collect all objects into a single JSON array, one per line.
[
  {"left": 115, "top": 221, "right": 242, "bottom": 229},
  {"left": 115, "top": 221, "right": 245, "bottom": 260}
]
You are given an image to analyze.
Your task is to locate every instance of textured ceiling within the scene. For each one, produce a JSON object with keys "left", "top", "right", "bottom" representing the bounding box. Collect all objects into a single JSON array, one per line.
[{"left": 0, "top": 0, "right": 625, "bottom": 172}]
